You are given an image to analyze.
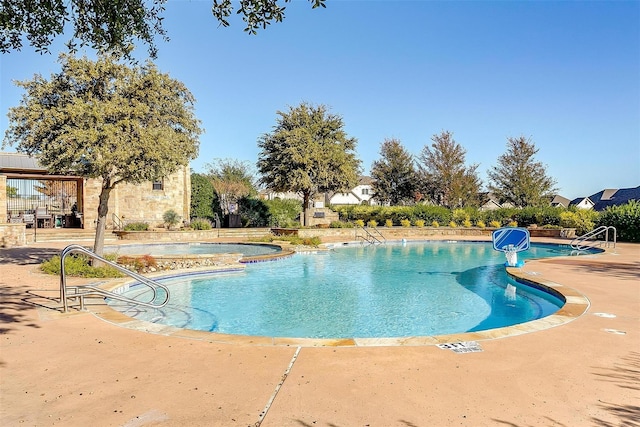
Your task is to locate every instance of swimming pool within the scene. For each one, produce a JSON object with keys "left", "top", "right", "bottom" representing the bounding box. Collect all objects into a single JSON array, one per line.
[{"left": 108, "top": 241, "right": 593, "bottom": 339}]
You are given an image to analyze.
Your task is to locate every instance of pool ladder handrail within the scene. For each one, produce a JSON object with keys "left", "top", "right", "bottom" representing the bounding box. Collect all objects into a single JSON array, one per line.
[
  {"left": 570, "top": 225, "right": 616, "bottom": 252},
  {"left": 355, "top": 224, "right": 386, "bottom": 245},
  {"left": 60, "top": 244, "right": 170, "bottom": 312}
]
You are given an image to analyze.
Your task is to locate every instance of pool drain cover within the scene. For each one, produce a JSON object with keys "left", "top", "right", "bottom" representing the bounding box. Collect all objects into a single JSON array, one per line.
[{"left": 437, "top": 341, "right": 483, "bottom": 353}]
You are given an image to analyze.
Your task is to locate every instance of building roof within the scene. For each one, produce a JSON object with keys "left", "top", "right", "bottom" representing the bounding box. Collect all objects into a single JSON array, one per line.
[
  {"left": 550, "top": 195, "right": 571, "bottom": 207},
  {"left": 588, "top": 186, "right": 640, "bottom": 211},
  {"left": 0, "top": 152, "right": 45, "bottom": 173}
]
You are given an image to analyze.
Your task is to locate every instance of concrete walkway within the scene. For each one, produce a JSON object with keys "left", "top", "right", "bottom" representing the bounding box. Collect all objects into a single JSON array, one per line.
[{"left": 1, "top": 237, "right": 638, "bottom": 426}]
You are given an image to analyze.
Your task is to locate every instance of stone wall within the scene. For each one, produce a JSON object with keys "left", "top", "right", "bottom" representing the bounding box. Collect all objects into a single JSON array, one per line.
[
  {"left": 0, "top": 223, "right": 27, "bottom": 247},
  {"left": 83, "top": 165, "right": 190, "bottom": 229}
]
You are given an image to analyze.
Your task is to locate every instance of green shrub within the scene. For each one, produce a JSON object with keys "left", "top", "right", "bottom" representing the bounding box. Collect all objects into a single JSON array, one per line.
[
  {"left": 560, "top": 210, "right": 598, "bottom": 235},
  {"left": 489, "top": 220, "right": 501, "bottom": 228},
  {"left": 415, "top": 219, "right": 425, "bottom": 228},
  {"left": 367, "top": 220, "right": 378, "bottom": 227},
  {"left": 431, "top": 220, "right": 439, "bottom": 227},
  {"left": 163, "top": 209, "right": 181, "bottom": 229},
  {"left": 264, "top": 198, "right": 302, "bottom": 228},
  {"left": 507, "top": 220, "right": 518, "bottom": 227},
  {"left": 354, "top": 219, "right": 365, "bottom": 227},
  {"left": 462, "top": 219, "right": 472, "bottom": 228},
  {"left": 400, "top": 219, "right": 411, "bottom": 227},
  {"left": 448, "top": 221, "right": 457, "bottom": 228},
  {"left": 597, "top": 200, "right": 640, "bottom": 242},
  {"left": 41, "top": 254, "right": 123, "bottom": 278},
  {"left": 476, "top": 220, "right": 486, "bottom": 228},
  {"left": 124, "top": 221, "right": 149, "bottom": 231},
  {"left": 330, "top": 221, "right": 353, "bottom": 228},
  {"left": 384, "top": 219, "right": 393, "bottom": 227},
  {"left": 189, "top": 217, "right": 213, "bottom": 230}
]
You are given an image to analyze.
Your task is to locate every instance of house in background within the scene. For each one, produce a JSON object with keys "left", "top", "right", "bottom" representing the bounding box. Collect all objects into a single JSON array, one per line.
[
  {"left": 569, "top": 197, "right": 595, "bottom": 210},
  {"left": 328, "top": 176, "right": 378, "bottom": 206},
  {"left": 550, "top": 195, "right": 571, "bottom": 208},
  {"left": 588, "top": 186, "right": 640, "bottom": 211},
  {"left": 1, "top": 152, "right": 190, "bottom": 236}
]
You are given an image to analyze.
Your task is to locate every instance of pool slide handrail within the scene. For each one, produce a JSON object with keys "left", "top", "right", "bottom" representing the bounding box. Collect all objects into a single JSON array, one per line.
[
  {"left": 570, "top": 225, "right": 616, "bottom": 251},
  {"left": 59, "top": 244, "right": 170, "bottom": 313}
]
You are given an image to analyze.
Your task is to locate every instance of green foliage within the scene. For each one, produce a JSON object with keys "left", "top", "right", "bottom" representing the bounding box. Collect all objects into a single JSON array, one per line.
[
  {"left": 507, "top": 221, "right": 518, "bottom": 227},
  {"left": 254, "top": 235, "right": 322, "bottom": 247},
  {"left": 354, "top": 219, "right": 365, "bottom": 227},
  {"left": 3, "top": 53, "right": 202, "bottom": 256},
  {"left": 207, "top": 158, "right": 258, "bottom": 216},
  {"left": 417, "top": 130, "right": 482, "bottom": 208},
  {"left": 163, "top": 209, "right": 181, "bottom": 229},
  {"left": 415, "top": 219, "right": 425, "bottom": 228},
  {"left": 384, "top": 219, "right": 393, "bottom": 227},
  {"left": 1, "top": 0, "right": 326, "bottom": 59},
  {"left": 462, "top": 219, "right": 472, "bottom": 228},
  {"left": 597, "top": 200, "right": 640, "bottom": 242},
  {"left": 41, "top": 254, "right": 123, "bottom": 278},
  {"left": 431, "top": 220, "right": 440, "bottom": 227},
  {"left": 476, "top": 220, "right": 486, "bottom": 228},
  {"left": 400, "top": 219, "right": 411, "bottom": 227},
  {"left": 190, "top": 173, "right": 216, "bottom": 221},
  {"left": 238, "top": 197, "right": 270, "bottom": 227},
  {"left": 330, "top": 221, "right": 353, "bottom": 228},
  {"left": 513, "top": 206, "right": 564, "bottom": 227},
  {"left": 487, "top": 136, "right": 557, "bottom": 207},
  {"left": 560, "top": 210, "right": 598, "bottom": 235},
  {"left": 6, "top": 185, "right": 18, "bottom": 197},
  {"left": 263, "top": 198, "right": 302, "bottom": 227},
  {"left": 370, "top": 138, "right": 417, "bottom": 205},
  {"left": 367, "top": 220, "right": 378, "bottom": 227},
  {"left": 448, "top": 221, "right": 457, "bottom": 228},
  {"left": 257, "top": 102, "right": 361, "bottom": 225},
  {"left": 188, "top": 218, "right": 213, "bottom": 230},
  {"left": 124, "top": 222, "right": 149, "bottom": 231},
  {"left": 489, "top": 220, "right": 501, "bottom": 228}
]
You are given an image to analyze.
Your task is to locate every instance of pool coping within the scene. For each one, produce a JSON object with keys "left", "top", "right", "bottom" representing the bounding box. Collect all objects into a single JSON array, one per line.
[{"left": 86, "top": 241, "right": 592, "bottom": 347}]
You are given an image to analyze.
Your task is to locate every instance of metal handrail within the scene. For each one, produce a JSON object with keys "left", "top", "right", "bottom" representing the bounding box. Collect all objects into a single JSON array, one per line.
[
  {"left": 570, "top": 226, "right": 616, "bottom": 251},
  {"left": 59, "top": 244, "right": 170, "bottom": 312},
  {"left": 112, "top": 213, "right": 124, "bottom": 230},
  {"left": 355, "top": 224, "right": 386, "bottom": 244}
]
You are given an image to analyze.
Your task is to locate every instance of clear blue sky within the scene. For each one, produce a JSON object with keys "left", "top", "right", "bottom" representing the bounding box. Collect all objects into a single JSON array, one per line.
[{"left": 1, "top": 0, "right": 639, "bottom": 199}]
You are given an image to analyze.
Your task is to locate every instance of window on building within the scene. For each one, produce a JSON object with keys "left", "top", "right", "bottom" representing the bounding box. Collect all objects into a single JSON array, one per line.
[
  {"left": 362, "top": 188, "right": 369, "bottom": 195},
  {"left": 152, "top": 179, "right": 164, "bottom": 191}
]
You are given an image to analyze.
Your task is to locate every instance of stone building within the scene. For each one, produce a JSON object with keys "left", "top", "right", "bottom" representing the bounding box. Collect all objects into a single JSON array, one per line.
[{"left": 1, "top": 152, "right": 190, "bottom": 246}]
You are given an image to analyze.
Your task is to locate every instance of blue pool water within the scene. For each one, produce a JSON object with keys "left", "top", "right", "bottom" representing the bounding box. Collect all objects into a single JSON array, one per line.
[{"left": 109, "top": 241, "right": 589, "bottom": 339}]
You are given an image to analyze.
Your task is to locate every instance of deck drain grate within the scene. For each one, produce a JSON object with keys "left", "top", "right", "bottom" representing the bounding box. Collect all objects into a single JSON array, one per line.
[
  {"left": 603, "top": 329, "right": 626, "bottom": 335},
  {"left": 437, "top": 341, "right": 483, "bottom": 353}
]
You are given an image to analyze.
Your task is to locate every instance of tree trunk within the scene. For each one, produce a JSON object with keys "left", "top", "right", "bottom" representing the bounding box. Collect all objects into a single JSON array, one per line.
[
  {"left": 93, "top": 186, "right": 112, "bottom": 261},
  {"left": 302, "top": 191, "right": 311, "bottom": 227}
]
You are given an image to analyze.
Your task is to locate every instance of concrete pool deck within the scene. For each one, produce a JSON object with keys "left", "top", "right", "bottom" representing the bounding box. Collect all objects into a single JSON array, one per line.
[{"left": 1, "top": 235, "right": 638, "bottom": 426}]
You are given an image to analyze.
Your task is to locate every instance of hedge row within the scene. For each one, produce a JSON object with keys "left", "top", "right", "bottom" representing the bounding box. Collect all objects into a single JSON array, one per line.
[{"left": 331, "top": 203, "right": 639, "bottom": 241}]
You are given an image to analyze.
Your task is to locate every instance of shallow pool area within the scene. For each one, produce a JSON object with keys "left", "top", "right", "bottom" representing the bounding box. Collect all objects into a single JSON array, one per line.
[{"left": 107, "top": 241, "right": 595, "bottom": 339}]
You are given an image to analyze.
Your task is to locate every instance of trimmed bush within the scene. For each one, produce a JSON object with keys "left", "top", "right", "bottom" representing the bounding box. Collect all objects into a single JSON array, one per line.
[
  {"left": 489, "top": 220, "right": 501, "bottom": 228},
  {"left": 189, "top": 217, "right": 212, "bottom": 230},
  {"left": 384, "top": 219, "right": 393, "bottom": 227},
  {"left": 354, "top": 219, "right": 365, "bottom": 227},
  {"left": 597, "top": 200, "right": 640, "bottom": 242},
  {"left": 431, "top": 220, "right": 439, "bottom": 227},
  {"left": 163, "top": 209, "right": 180, "bottom": 229},
  {"left": 367, "top": 220, "right": 378, "bottom": 228},
  {"left": 400, "top": 219, "right": 411, "bottom": 227},
  {"left": 448, "top": 221, "right": 457, "bottom": 228},
  {"left": 462, "top": 219, "right": 472, "bottom": 228},
  {"left": 41, "top": 254, "right": 123, "bottom": 278},
  {"left": 415, "top": 219, "right": 425, "bottom": 228},
  {"left": 124, "top": 221, "right": 149, "bottom": 231},
  {"left": 560, "top": 209, "right": 598, "bottom": 235},
  {"left": 476, "top": 220, "right": 486, "bottom": 228}
]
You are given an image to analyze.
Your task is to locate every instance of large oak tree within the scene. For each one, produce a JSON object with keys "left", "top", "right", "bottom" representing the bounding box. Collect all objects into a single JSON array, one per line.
[
  {"left": 0, "top": 0, "right": 326, "bottom": 59},
  {"left": 257, "top": 102, "right": 361, "bottom": 226},
  {"left": 3, "top": 53, "right": 202, "bottom": 256},
  {"left": 488, "top": 136, "right": 557, "bottom": 207}
]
